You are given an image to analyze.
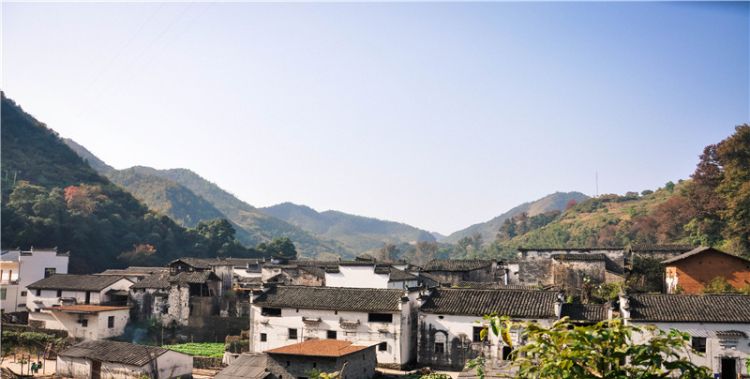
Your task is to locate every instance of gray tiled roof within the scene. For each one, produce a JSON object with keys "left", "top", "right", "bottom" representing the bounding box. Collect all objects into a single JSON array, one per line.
[
  {"left": 131, "top": 271, "right": 219, "bottom": 289},
  {"left": 561, "top": 303, "right": 609, "bottom": 322},
  {"left": 420, "top": 288, "right": 558, "bottom": 318},
  {"left": 422, "top": 260, "right": 494, "bottom": 272},
  {"left": 628, "top": 294, "right": 750, "bottom": 323},
  {"left": 453, "top": 282, "right": 541, "bottom": 291},
  {"left": 59, "top": 340, "right": 170, "bottom": 366},
  {"left": 27, "top": 274, "right": 129, "bottom": 291},
  {"left": 131, "top": 272, "right": 171, "bottom": 289},
  {"left": 214, "top": 354, "right": 270, "bottom": 379},
  {"left": 253, "top": 286, "right": 405, "bottom": 313},
  {"left": 551, "top": 253, "right": 605, "bottom": 261},
  {"left": 389, "top": 268, "right": 417, "bottom": 282},
  {"left": 97, "top": 267, "right": 168, "bottom": 277}
]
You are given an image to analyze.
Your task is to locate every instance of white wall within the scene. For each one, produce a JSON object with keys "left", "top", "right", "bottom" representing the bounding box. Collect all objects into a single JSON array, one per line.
[
  {"left": 325, "top": 266, "right": 390, "bottom": 288},
  {"left": 630, "top": 321, "right": 750, "bottom": 377},
  {"left": 26, "top": 278, "right": 133, "bottom": 310},
  {"left": 30, "top": 308, "right": 129, "bottom": 340},
  {"left": 233, "top": 267, "right": 262, "bottom": 279},
  {"left": 388, "top": 279, "right": 419, "bottom": 290},
  {"left": 57, "top": 356, "right": 92, "bottom": 379},
  {"left": 250, "top": 305, "right": 409, "bottom": 365}
]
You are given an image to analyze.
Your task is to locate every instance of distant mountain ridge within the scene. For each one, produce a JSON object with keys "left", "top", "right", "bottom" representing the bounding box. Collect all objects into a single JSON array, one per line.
[
  {"left": 260, "top": 202, "right": 436, "bottom": 253},
  {"left": 443, "top": 191, "right": 590, "bottom": 244}
]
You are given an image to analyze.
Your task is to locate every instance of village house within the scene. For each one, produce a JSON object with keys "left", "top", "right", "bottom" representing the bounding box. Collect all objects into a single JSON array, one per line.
[
  {"left": 129, "top": 270, "right": 222, "bottom": 326},
  {"left": 620, "top": 293, "right": 750, "bottom": 379},
  {"left": 96, "top": 266, "right": 168, "bottom": 283},
  {"left": 0, "top": 247, "right": 70, "bottom": 312},
  {"left": 264, "top": 265, "right": 327, "bottom": 287},
  {"left": 324, "top": 261, "right": 418, "bottom": 289},
  {"left": 515, "top": 247, "right": 627, "bottom": 286},
  {"left": 419, "top": 260, "right": 503, "bottom": 285},
  {"left": 249, "top": 285, "right": 419, "bottom": 368},
  {"left": 417, "top": 287, "right": 561, "bottom": 370},
  {"left": 57, "top": 340, "right": 193, "bottom": 379},
  {"left": 26, "top": 274, "right": 133, "bottom": 340},
  {"left": 663, "top": 246, "right": 750, "bottom": 294},
  {"left": 216, "top": 339, "right": 377, "bottom": 379}
]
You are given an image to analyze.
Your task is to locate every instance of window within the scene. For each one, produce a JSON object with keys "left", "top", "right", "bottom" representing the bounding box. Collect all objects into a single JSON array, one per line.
[
  {"left": 473, "top": 326, "right": 487, "bottom": 343},
  {"left": 260, "top": 333, "right": 267, "bottom": 342},
  {"left": 81, "top": 319, "right": 88, "bottom": 327},
  {"left": 262, "top": 307, "right": 282, "bottom": 317},
  {"left": 57, "top": 290, "right": 62, "bottom": 297},
  {"left": 0, "top": 288, "right": 6, "bottom": 300},
  {"left": 44, "top": 268, "right": 56, "bottom": 278},
  {"left": 20, "top": 291, "right": 27, "bottom": 297},
  {"left": 378, "top": 342, "right": 387, "bottom": 351},
  {"left": 692, "top": 337, "right": 707, "bottom": 353},
  {"left": 327, "top": 330, "right": 337, "bottom": 339},
  {"left": 286, "top": 361, "right": 290, "bottom": 367},
  {"left": 313, "top": 362, "right": 317, "bottom": 368},
  {"left": 368, "top": 313, "right": 393, "bottom": 323},
  {"left": 35, "top": 289, "right": 41, "bottom": 296},
  {"left": 288, "top": 328, "right": 298, "bottom": 339},
  {"left": 108, "top": 316, "right": 115, "bottom": 328},
  {"left": 434, "top": 342, "right": 445, "bottom": 353}
]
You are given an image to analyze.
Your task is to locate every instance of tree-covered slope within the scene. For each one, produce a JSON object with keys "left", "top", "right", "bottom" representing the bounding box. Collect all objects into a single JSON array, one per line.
[
  {"left": 260, "top": 202, "right": 437, "bottom": 253},
  {"left": 0, "top": 93, "right": 257, "bottom": 273},
  {"left": 444, "top": 191, "right": 590, "bottom": 244}
]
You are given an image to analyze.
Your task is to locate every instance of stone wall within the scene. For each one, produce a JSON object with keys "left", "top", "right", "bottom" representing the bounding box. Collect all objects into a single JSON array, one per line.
[{"left": 266, "top": 347, "right": 376, "bottom": 379}]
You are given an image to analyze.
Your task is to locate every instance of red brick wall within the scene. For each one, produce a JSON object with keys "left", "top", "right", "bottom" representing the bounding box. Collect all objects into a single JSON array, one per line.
[{"left": 669, "top": 251, "right": 750, "bottom": 294}]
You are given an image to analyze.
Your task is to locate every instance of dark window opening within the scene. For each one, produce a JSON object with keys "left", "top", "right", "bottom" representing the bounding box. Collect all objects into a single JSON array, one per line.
[
  {"left": 20, "top": 291, "right": 27, "bottom": 297},
  {"left": 473, "top": 326, "right": 487, "bottom": 343},
  {"left": 108, "top": 316, "right": 115, "bottom": 328},
  {"left": 262, "top": 307, "right": 282, "bottom": 317},
  {"left": 35, "top": 289, "right": 41, "bottom": 296},
  {"left": 368, "top": 313, "right": 393, "bottom": 323},
  {"left": 57, "top": 290, "right": 62, "bottom": 297},
  {"left": 327, "top": 330, "right": 337, "bottom": 339},
  {"left": 81, "top": 319, "right": 88, "bottom": 327},
  {"left": 289, "top": 328, "right": 298, "bottom": 339},
  {"left": 44, "top": 268, "right": 56, "bottom": 278},
  {"left": 692, "top": 337, "right": 706, "bottom": 353},
  {"left": 378, "top": 342, "right": 387, "bottom": 351},
  {"left": 84, "top": 291, "right": 91, "bottom": 304},
  {"left": 434, "top": 342, "right": 445, "bottom": 353},
  {"left": 260, "top": 333, "right": 267, "bottom": 342}
]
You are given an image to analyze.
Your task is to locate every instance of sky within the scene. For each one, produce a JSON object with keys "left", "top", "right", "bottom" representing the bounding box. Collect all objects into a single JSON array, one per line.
[{"left": 2, "top": 2, "right": 749, "bottom": 235}]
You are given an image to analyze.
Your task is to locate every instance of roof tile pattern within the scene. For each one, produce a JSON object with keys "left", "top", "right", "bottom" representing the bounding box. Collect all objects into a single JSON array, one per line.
[
  {"left": 422, "top": 260, "right": 494, "bottom": 272},
  {"left": 628, "top": 294, "right": 750, "bottom": 323},
  {"left": 560, "top": 303, "right": 608, "bottom": 322},
  {"left": 420, "top": 288, "right": 558, "bottom": 318},
  {"left": 59, "top": 340, "right": 170, "bottom": 366},
  {"left": 253, "top": 286, "right": 404, "bottom": 312},
  {"left": 266, "top": 339, "right": 371, "bottom": 357},
  {"left": 27, "top": 274, "right": 128, "bottom": 291}
]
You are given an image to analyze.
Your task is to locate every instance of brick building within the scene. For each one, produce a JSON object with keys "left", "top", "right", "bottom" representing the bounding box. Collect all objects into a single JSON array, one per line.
[{"left": 663, "top": 247, "right": 750, "bottom": 294}]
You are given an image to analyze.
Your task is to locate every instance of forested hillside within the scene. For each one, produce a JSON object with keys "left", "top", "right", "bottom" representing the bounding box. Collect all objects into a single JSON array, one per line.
[
  {"left": 260, "top": 202, "right": 436, "bottom": 253},
  {"left": 468, "top": 125, "right": 750, "bottom": 260},
  {"left": 444, "top": 191, "right": 589, "bottom": 244},
  {"left": 0, "top": 94, "right": 259, "bottom": 273}
]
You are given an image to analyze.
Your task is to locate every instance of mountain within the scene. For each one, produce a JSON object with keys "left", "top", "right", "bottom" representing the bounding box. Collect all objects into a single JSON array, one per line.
[
  {"left": 260, "top": 202, "right": 436, "bottom": 253},
  {"left": 1, "top": 93, "right": 247, "bottom": 273},
  {"left": 443, "top": 191, "right": 590, "bottom": 244},
  {"left": 62, "top": 140, "right": 352, "bottom": 258}
]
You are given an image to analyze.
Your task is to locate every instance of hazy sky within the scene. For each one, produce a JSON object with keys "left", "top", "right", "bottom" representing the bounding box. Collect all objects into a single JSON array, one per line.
[{"left": 2, "top": 2, "right": 748, "bottom": 234}]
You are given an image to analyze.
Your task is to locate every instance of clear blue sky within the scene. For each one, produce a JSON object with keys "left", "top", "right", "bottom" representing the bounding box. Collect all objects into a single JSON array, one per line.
[{"left": 3, "top": 2, "right": 748, "bottom": 235}]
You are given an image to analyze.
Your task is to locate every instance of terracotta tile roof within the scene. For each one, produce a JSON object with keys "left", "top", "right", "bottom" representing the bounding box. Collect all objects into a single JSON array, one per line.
[
  {"left": 45, "top": 305, "right": 130, "bottom": 313},
  {"left": 560, "top": 303, "right": 609, "bottom": 322},
  {"left": 422, "top": 260, "right": 494, "bottom": 272},
  {"left": 420, "top": 288, "right": 558, "bottom": 318},
  {"left": 27, "top": 274, "right": 130, "bottom": 291},
  {"left": 628, "top": 294, "right": 750, "bottom": 323},
  {"left": 661, "top": 246, "right": 750, "bottom": 264},
  {"left": 253, "top": 286, "right": 405, "bottom": 312},
  {"left": 266, "top": 339, "right": 372, "bottom": 357},
  {"left": 59, "top": 340, "right": 172, "bottom": 366}
]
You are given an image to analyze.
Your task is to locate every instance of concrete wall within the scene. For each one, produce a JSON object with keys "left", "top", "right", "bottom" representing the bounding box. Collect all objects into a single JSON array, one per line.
[
  {"left": 156, "top": 350, "right": 194, "bottom": 378},
  {"left": 630, "top": 321, "right": 750, "bottom": 377},
  {"left": 326, "top": 266, "right": 390, "bottom": 288},
  {"left": 30, "top": 308, "right": 129, "bottom": 340},
  {"left": 57, "top": 356, "right": 92, "bottom": 378},
  {"left": 665, "top": 251, "right": 750, "bottom": 294},
  {"left": 249, "top": 305, "right": 411, "bottom": 366}
]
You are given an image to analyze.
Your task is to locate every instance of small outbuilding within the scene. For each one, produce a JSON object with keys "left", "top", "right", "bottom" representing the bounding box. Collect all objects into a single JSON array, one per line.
[{"left": 57, "top": 340, "right": 193, "bottom": 379}]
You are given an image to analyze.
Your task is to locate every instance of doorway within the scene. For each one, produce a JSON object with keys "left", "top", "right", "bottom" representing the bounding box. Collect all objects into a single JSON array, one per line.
[
  {"left": 720, "top": 357, "right": 736, "bottom": 379},
  {"left": 91, "top": 360, "right": 101, "bottom": 379}
]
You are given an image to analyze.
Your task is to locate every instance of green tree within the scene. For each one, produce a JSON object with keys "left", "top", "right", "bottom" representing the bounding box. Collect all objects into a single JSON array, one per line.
[
  {"left": 257, "top": 237, "right": 297, "bottom": 259},
  {"left": 715, "top": 124, "right": 750, "bottom": 255},
  {"left": 469, "top": 316, "right": 711, "bottom": 379}
]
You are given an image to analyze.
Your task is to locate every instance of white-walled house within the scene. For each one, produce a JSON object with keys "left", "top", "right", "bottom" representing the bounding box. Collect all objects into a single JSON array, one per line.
[
  {"left": 324, "top": 262, "right": 419, "bottom": 289},
  {"left": 57, "top": 340, "right": 193, "bottom": 379},
  {"left": 621, "top": 293, "right": 750, "bottom": 379},
  {"left": 249, "top": 285, "right": 420, "bottom": 368},
  {"left": 417, "top": 287, "right": 561, "bottom": 370},
  {"left": 0, "top": 248, "right": 70, "bottom": 312},
  {"left": 26, "top": 274, "right": 133, "bottom": 340}
]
